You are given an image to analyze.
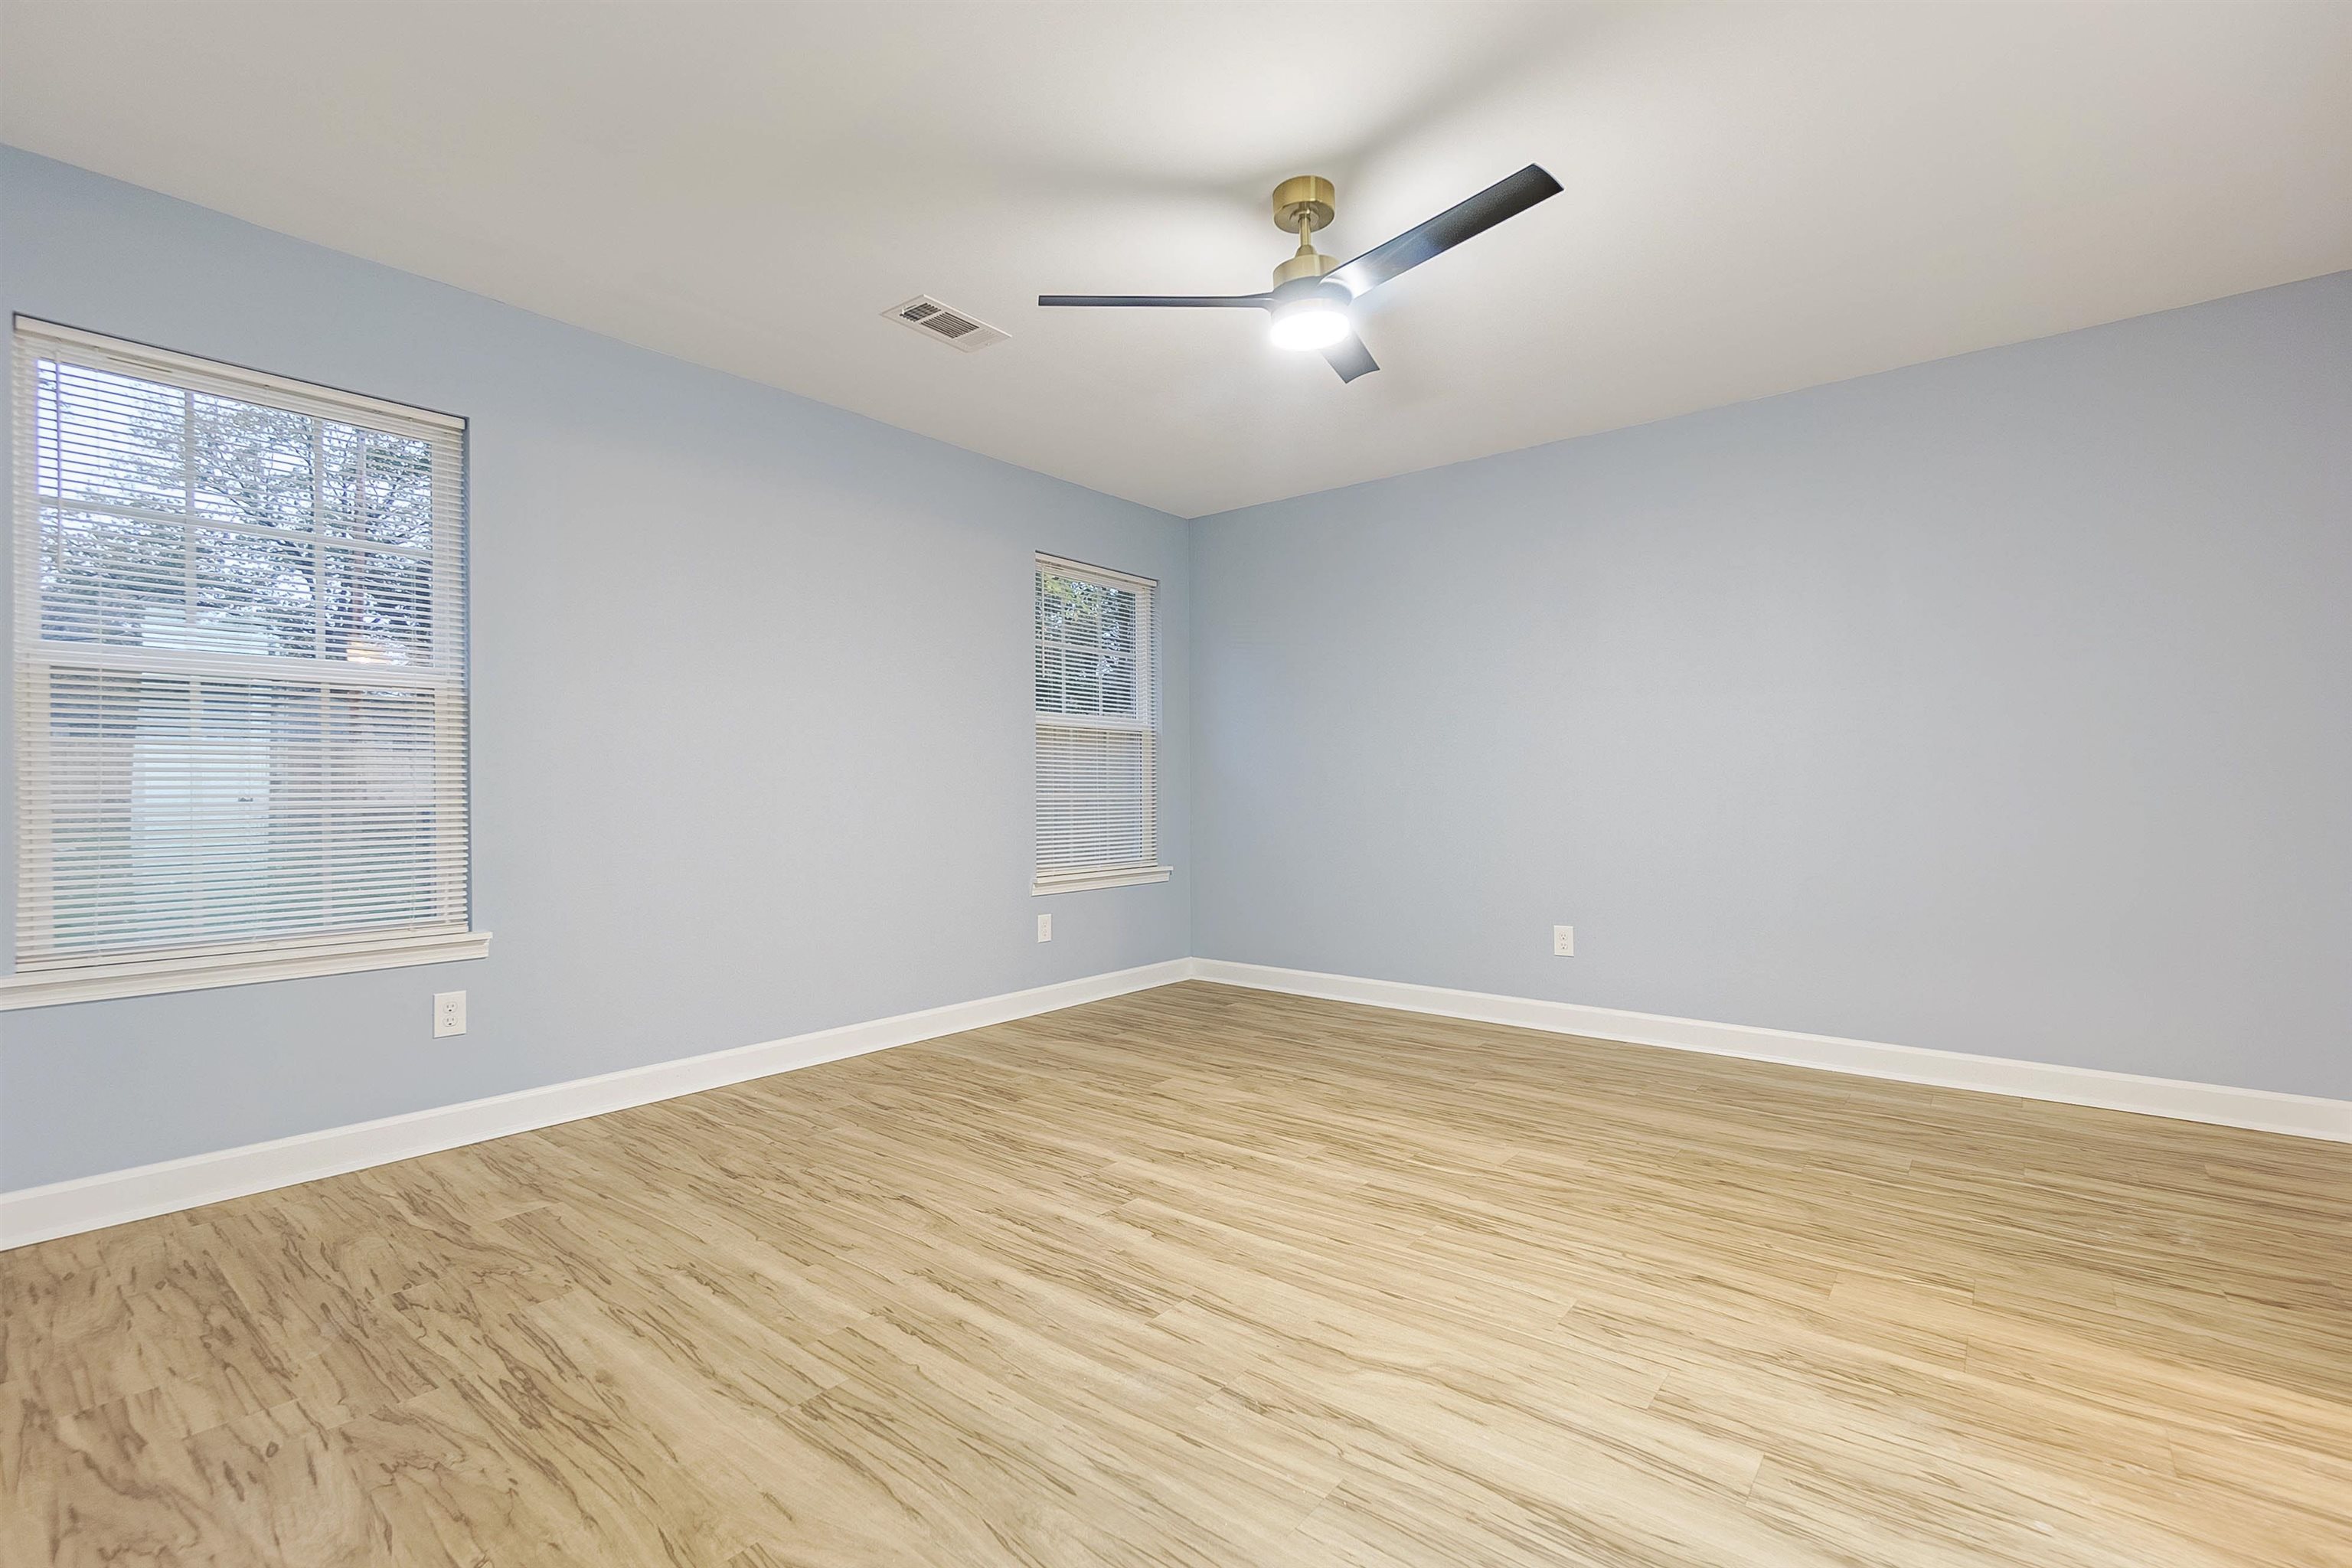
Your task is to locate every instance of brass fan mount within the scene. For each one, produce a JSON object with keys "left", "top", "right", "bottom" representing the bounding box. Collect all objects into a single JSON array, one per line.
[{"left": 1270, "top": 175, "right": 1339, "bottom": 288}]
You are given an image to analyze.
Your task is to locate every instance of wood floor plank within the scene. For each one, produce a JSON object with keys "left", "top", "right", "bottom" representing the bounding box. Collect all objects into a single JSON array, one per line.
[{"left": 4, "top": 981, "right": 2346, "bottom": 1566}]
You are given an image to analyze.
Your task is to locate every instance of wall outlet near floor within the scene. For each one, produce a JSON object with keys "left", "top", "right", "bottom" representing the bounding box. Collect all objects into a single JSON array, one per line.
[
  {"left": 1037, "top": 913, "right": 1053, "bottom": 943},
  {"left": 433, "top": 991, "right": 467, "bottom": 1037},
  {"left": 1553, "top": 925, "right": 1575, "bottom": 957}
]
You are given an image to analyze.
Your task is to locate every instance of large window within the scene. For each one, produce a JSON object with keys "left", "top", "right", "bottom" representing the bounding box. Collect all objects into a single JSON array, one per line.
[
  {"left": 1034, "top": 554, "right": 1167, "bottom": 893},
  {"left": 4, "top": 319, "right": 482, "bottom": 1008}
]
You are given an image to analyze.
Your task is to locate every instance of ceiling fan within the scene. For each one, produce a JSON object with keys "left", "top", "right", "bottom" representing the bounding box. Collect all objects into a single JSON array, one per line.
[{"left": 1040, "top": 164, "right": 1561, "bottom": 382}]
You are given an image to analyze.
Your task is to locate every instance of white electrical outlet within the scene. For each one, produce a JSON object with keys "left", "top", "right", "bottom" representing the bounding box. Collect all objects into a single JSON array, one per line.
[
  {"left": 1037, "top": 913, "right": 1053, "bottom": 943},
  {"left": 1553, "top": 925, "right": 1575, "bottom": 957},
  {"left": 433, "top": 990, "right": 467, "bottom": 1037}
]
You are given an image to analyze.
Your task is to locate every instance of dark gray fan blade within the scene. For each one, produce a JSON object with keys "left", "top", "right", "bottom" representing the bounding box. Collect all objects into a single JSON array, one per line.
[
  {"left": 1321, "top": 332, "right": 1378, "bottom": 383},
  {"left": 1324, "top": 165, "right": 1562, "bottom": 297},
  {"left": 1038, "top": 293, "right": 1273, "bottom": 308}
]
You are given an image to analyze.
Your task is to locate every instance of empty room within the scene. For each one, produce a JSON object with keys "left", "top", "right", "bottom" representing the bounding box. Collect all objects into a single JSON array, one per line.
[{"left": 2, "top": 2, "right": 2347, "bottom": 1563}]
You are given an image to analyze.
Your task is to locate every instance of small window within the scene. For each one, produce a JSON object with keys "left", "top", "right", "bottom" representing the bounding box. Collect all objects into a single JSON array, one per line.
[
  {"left": 4, "top": 319, "right": 484, "bottom": 1008},
  {"left": 1034, "top": 554, "right": 1168, "bottom": 893}
]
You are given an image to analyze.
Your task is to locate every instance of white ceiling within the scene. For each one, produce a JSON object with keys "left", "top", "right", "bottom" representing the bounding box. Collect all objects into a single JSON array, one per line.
[{"left": 5, "top": 2, "right": 2348, "bottom": 518}]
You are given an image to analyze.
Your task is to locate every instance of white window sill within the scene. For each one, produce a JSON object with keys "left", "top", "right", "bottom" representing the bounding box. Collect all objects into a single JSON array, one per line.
[
  {"left": 1032, "top": 866, "right": 1172, "bottom": 896},
  {"left": 0, "top": 929, "right": 492, "bottom": 1010}
]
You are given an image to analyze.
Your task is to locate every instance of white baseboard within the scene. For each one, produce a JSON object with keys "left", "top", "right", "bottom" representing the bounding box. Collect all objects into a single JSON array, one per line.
[
  {"left": 10, "top": 953, "right": 2343, "bottom": 1249},
  {"left": 0, "top": 959, "right": 1191, "bottom": 1250},
  {"left": 1188, "top": 959, "right": 2352, "bottom": 1144}
]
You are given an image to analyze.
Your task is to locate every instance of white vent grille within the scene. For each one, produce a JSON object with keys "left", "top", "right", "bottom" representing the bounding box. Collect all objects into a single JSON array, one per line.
[{"left": 886, "top": 296, "right": 1009, "bottom": 353}]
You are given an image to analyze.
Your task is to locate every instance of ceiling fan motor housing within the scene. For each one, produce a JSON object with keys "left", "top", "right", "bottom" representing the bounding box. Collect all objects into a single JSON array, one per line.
[{"left": 1273, "top": 250, "right": 1338, "bottom": 286}]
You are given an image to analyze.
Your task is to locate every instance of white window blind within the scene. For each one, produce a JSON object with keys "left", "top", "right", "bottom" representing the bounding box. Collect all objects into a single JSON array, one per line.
[
  {"left": 1034, "top": 555, "right": 1168, "bottom": 893},
  {"left": 5, "top": 319, "right": 482, "bottom": 1007}
]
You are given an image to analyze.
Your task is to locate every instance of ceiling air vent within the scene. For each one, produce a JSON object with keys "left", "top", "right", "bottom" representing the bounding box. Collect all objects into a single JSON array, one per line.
[{"left": 886, "top": 296, "right": 1009, "bottom": 353}]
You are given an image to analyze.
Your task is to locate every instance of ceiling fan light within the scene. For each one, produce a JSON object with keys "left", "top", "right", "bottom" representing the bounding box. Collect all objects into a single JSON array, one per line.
[{"left": 1268, "top": 297, "right": 1351, "bottom": 351}]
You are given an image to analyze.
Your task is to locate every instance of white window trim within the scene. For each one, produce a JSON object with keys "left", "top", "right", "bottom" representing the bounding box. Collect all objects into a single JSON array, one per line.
[
  {"left": 1032, "top": 865, "right": 1171, "bottom": 897},
  {"left": 1032, "top": 553, "right": 1168, "bottom": 896},
  {"left": 16, "top": 318, "right": 468, "bottom": 432},
  {"left": 0, "top": 929, "right": 492, "bottom": 1010},
  {"left": 6, "top": 318, "right": 487, "bottom": 1007}
]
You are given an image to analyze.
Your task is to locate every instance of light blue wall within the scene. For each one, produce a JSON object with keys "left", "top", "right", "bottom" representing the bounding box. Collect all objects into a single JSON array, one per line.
[
  {"left": 0, "top": 148, "right": 1192, "bottom": 1189},
  {"left": 1192, "top": 270, "right": 2350, "bottom": 1100}
]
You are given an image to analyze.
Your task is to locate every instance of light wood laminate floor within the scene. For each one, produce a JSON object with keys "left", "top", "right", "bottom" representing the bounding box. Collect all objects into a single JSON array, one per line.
[{"left": 5, "top": 982, "right": 2348, "bottom": 1566}]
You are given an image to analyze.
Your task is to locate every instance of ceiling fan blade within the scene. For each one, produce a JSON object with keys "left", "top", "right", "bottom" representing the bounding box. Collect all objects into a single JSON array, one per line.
[
  {"left": 1038, "top": 293, "right": 1273, "bottom": 308},
  {"left": 1321, "top": 332, "right": 1379, "bottom": 383},
  {"left": 1324, "top": 164, "right": 1562, "bottom": 298}
]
